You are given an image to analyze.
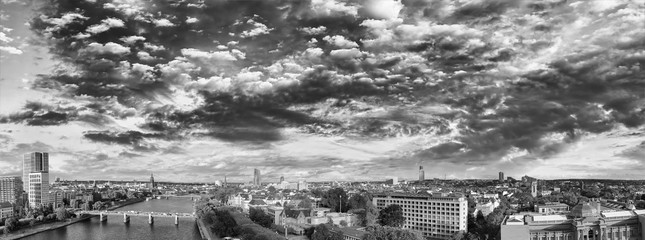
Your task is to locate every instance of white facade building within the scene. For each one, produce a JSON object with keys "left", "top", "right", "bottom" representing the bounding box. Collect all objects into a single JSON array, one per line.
[
  {"left": 372, "top": 193, "right": 468, "bottom": 240},
  {"left": 28, "top": 172, "right": 49, "bottom": 208}
]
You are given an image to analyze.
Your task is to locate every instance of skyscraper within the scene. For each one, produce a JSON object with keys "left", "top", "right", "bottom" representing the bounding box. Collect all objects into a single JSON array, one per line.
[
  {"left": 0, "top": 176, "right": 22, "bottom": 204},
  {"left": 149, "top": 173, "right": 156, "bottom": 189},
  {"left": 279, "top": 176, "right": 284, "bottom": 183},
  {"left": 23, "top": 152, "right": 49, "bottom": 208},
  {"left": 23, "top": 152, "right": 48, "bottom": 192},
  {"left": 499, "top": 172, "right": 504, "bottom": 181},
  {"left": 253, "top": 169, "right": 261, "bottom": 186},
  {"left": 419, "top": 166, "right": 425, "bottom": 181},
  {"left": 531, "top": 180, "right": 538, "bottom": 197}
]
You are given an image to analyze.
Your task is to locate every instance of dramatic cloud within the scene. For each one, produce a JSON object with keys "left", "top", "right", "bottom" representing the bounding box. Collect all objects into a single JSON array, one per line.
[{"left": 0, "top": 0, "right": 643, "bottom": 181}]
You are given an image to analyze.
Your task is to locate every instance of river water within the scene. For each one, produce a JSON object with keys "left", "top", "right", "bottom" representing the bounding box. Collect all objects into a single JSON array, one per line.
[{"left": 21, "top": 198, "right": 202, "bottom": 240}]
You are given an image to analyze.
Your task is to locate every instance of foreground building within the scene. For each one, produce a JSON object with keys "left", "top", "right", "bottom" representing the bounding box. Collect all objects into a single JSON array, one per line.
[
  {"left": 501, "top": 201, "right": 645, "bottom": 240},
  {"left": 372, "top": 193, "right": 468, "bottom": 240}
]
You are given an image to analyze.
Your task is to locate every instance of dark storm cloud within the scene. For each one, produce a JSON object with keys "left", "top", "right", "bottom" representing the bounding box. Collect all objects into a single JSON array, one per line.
[{"left": 9, "top": 0, "right": 645, "bottom": 168}]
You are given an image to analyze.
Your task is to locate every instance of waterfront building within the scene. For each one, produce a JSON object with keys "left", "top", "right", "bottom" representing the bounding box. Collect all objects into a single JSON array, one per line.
[
  {"left": 419, "top": 166, "right": 425, "bottom": 181},
  {"left": 28, "top": 172, "right": 50, "bottom": 208},
  {"left": 372, "top": 193, "right": 468, "bottom": 239},
  {"left": 0, "top": 201, "right": 14, "bottom": 222},
  {"left": 23, "top": 152, "right": 50, "bottom": 207},
  {"left": 23, "top": 152, "right": 48, "bottom": 192},
  {"left": 500, "top": 201, "right": 645, "bottom": 240},
  {"left": 0, "top": 176, "right": 22, "bottom": 204}
]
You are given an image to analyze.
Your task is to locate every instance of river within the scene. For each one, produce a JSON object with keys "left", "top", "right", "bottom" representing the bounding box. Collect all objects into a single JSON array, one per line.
[{"left": 21, "top": 198, "right": 203, "bottom": 240}]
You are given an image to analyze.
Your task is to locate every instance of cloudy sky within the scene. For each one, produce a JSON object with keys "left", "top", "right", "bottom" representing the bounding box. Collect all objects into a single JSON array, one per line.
[{"left": 0, "top": 0, "right": 643, "bottom": 183}]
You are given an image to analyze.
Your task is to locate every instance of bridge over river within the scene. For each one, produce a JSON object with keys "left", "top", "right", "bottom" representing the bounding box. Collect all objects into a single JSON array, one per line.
[{"left": 76, "top": 210, "right": 195, "bottom": 225}]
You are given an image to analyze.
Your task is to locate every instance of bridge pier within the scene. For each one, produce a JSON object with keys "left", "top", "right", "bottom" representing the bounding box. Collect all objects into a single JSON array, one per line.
[
  {"left": 175, "top": 215, "right": 179, "bottom": 225},
  {"left": 148, "top": 214, "right": 154, "bottom": 225},
  {"left": 123, "top": 213, "right": 130, "bottom": 223},
  {"left": 100, "top": 213, "right": 107, "bottom": 222}
]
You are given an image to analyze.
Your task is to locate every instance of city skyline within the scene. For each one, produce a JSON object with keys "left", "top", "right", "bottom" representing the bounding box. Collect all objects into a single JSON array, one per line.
[{"left": 0, "top": 0, "right": 644, "bottom": 182}]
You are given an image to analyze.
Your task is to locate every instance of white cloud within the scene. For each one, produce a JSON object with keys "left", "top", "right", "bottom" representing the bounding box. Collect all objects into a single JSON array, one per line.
[
  {"left": 154, "top": 19, "right": 175, "bottom": 27},
  {"left": 323, "top": 35, "right": 359, "bottom": 48},
  {"left": 301, "top": 26, "right": 327, "bottom": 35},
  {"left": 310, "top": 0, "right": 358, "bottom": 17},
  {"left": 143, "top": 42, "right": 166, "bottom": 52},
  {"left": 84, "top": 42, "right": 130, "bottom": 55},
  {"left": 0, "top": 32, "right": 13, "bottom": 43},
  {"left": 181, "top": 48, "right": 239, "bottom": 61},
  {"left": 330, "top": 48, "right": 363, "bottom": 59},
  {"left": 186, "top": 17, "right": 199, "bottom": 24},
  {"left": 240, "top": 19, "right": 272, "bottom": 38},
  {"left": 364, "top": 0, "right": 403, "bottom": 20},
  {"left": 137, "top": 51, "right": 155, "bottom": 61},
  {"left": 120, "top": 35, "right": 146, "bottom": 44},
  {"left": 86, "top": 18, "right": 125, "bottom": 34},
  {"left": 0, "top": 46, "right": 22, "bottom": 54},
  {"left": 42, "top": 13, "right": 89, "bottom": 28}
]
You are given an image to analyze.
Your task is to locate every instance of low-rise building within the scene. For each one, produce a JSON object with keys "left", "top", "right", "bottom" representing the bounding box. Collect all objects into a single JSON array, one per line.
[
  {"left": 500, "top": 201, "right": 645, "bottom": 240},
  {"left": 534, "top": 202, "right": 570, "bottom": 215}
]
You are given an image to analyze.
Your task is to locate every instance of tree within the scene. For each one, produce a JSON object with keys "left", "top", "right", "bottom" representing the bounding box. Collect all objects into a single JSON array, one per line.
[
  {"left": 249, "top": 207, "right": 273, "bottom": 228},
  {"left": 322, "top": 188, "right": 349, "bottom": 213},
  {"left": 340, "top": 220, "right": 348, "bottom": 227},
  {"left": 3, "top": 217, "right": 18, "bottom": 234},
  {"left": 311, "top": 224, "right": 343, "bottom": 240},
  {"left": 93, "top": 201, "right": 104, "bottom": 211},
  {"left": 267, "top": 186, "right": 276, "bottom": 193},
  {"left": 377, "top": 204, "right": 405, "bottom": 227},
  {"left": 361, "top": 225, "right": 424, "bottom": 240},
  {"left": 210, "top": 209, "right": 238, "bottom": 238},
  {"left": 62, "top": 198, "right": 70, "bottom": 207},
  {"left": 56, "top": 207, "right": 70, "bottom": 221}
]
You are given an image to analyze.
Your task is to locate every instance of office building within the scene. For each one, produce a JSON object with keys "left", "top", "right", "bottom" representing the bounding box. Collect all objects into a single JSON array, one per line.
[
  {"left": 23, "top": 152, "right": 48, "bottom": 192},
  {"left": 253, "top": 169, "right": 261, "bottom": 186},
  {"left": 500, "top": 201, "right": 645, "bottom": 240},
  {"left": 28, "top": 172, "right": 49, "bottom": 208},
  {"left": 499, "top": 172, "right": 504, "bottom": 181},
  {"left": 280, "top": 176, "right": 284, "bottom": 183},
  {"left": 0, "top": 176, "right": 22, "bottom": 204},
  {"left": 372, "top": 193, "right": 468, "bottom": 239},
  {"left": 419, "top": 166, "right": 425, "bottom": 181},
  {"left": 531, "top": 181, "right": 538, "bottom": 197},
  {"left": 386, "top": 177, "right": 399, "bottom": 185},
  {"left": 24, "top": 152, "right": 50, "bottom": 208}
]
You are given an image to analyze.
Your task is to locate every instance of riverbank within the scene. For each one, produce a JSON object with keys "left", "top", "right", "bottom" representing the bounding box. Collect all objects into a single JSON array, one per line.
[
  {"left": 0, "top": 198, "right": 145, "bottom": 240},
  {"left": 196, "top": 218, "right": 216, "bottom": 240}
]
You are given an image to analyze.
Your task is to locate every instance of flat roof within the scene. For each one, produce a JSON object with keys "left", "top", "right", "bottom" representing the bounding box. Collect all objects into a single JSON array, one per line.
[
  {"left": 532, "top": 215, "right": 569, "bottom": 222},
  {"left": 601, "top": 211, "right": 635, "bottom": 218},
  {"left": 373, "top": 192, "right": 463, "bottom": 200}
]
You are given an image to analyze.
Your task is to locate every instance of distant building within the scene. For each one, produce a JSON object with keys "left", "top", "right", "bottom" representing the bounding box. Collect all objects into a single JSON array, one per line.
[
  {"left": 148, "top": 173, "right": 156, "bottom": 189},
  {"left": 253, "top": 169, "right": 261, "bottom": 186},
  {"left": 531, "top": 181, "right": 538, "bottom": 197},
  {"left": 372, "top": 193, "right": 468, "bottom": 239},
  {"left": 279, "top": 176, "right": 284, "bottom": 183},
  {"left": 500, "top": 201, "right": 645, "bottom": 240},
  {"left": 385, "top": 177, "right": 398, "bottom": 185},
  {"left": 499, "top": 172, "right": 505, "bottom": 181},
  {"left": 0, "top": 176, "right": 22, "bottom": 204},
  {"left": 534, "top": 202, "right": 569, "bottom": 214},
  {"left": 419, "top": 166, "right": 425, "bottom": 181}
]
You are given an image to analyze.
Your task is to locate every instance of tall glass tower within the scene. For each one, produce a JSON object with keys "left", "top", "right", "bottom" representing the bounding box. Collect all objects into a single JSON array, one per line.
[{"left": 23, "top": 152, "right": 49, "bottom": 208}]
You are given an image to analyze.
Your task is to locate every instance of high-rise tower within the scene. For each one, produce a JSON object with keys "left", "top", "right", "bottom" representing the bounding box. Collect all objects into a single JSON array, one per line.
[
  {"left": 0, "top": 176, "right": 22, "bottom": 204},
  {"left": 149, "top": 173, "right": 156, "bottom": 189},
  {"left": 499, "top": 172, "right": 504, "bottom": 181},
  {"left": 253, "top": 169, "right": 261, "bottom": 186},
  {"left": 419, "top": 166, "right": 425, "bottom": 181},
  {"left": 23, "top": 152, "right": 49, "bottom": 208}
]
